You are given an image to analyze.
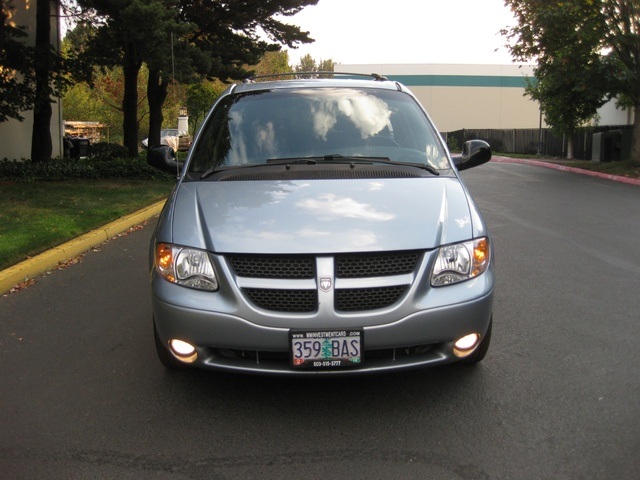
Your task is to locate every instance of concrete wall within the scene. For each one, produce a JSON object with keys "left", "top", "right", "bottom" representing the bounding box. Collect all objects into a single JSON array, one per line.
[
  {"left": 0, "top": 1, "right": 63, "bottom": 160},
  {"left": 340, "top": 63, "right": 633, "bottom": 132},
  {"left": 597, "top": 100, "right": 634, "bottom": 127}
]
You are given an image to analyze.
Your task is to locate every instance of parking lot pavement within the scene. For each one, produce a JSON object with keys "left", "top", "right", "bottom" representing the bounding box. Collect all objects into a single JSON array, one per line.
[{"left": 491, "top": 156, "right": 640, "bottom": 186}]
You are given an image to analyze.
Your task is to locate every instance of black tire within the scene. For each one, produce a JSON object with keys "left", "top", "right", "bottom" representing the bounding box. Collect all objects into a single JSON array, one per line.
[
  {"left": 459, "top": 317, "right": 492, "bottom": 365},
  {"left": 153, "top": 320, "right": 183, "bottom": 369}
]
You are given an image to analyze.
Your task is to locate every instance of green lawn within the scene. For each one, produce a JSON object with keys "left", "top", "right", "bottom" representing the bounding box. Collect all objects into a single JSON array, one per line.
[{"left": 0, "top": 179, "right": 173, "bottom": 270}]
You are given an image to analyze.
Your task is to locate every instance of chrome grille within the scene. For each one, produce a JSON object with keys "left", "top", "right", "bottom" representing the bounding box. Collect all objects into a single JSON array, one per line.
[{"left": 230, "top": 251, "right": 418, "bottom": 313}]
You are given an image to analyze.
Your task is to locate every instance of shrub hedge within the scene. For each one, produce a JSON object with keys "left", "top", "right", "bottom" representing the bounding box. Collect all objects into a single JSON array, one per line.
[
  {"left": 90, "top": 142, "right": 130, "bottom": 159},
  {"left": 0, "top": 153, "right": 175, "bottom": 182}
]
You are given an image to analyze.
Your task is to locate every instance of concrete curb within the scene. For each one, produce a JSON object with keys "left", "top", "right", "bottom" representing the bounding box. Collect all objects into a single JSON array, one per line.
[
  {"left": 0, "top": 200, "right": 166, "bottom": 295},
  {"left": 491, "top": 156, "right": 640, "bottom": 187}
]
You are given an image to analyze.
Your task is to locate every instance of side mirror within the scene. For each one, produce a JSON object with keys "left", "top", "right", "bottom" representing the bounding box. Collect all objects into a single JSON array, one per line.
[
  {"left": 147, "top": 145, "right": 183, "bottom": 175},
  {"left": 452, "top": 140, "right": 492, "bottom": 171}
]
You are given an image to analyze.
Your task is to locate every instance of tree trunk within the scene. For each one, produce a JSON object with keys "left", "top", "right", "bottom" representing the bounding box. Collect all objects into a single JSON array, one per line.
[
  {"left": 122, "top": 44, "right": 142, "bottom": 158},
  {"left": 566, "top": 133, "right": 574, "bottom": 159},
  {"left": 631, "top": 103, "right": 640, "bottom": 163},
  {"left": 146, "top": 68, "right": 169, "bottom": 149},
  {"left": 31, "top": 0, "right": 54, "bottom": 162}
]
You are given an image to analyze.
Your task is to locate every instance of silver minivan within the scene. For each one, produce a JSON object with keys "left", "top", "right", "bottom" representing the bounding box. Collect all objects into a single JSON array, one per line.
[{"left": 148, "top": 74, "right": 494, "bottom": 375}]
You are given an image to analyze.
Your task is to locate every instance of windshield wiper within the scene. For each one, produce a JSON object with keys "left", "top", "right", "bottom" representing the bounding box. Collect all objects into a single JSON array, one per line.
[
  {"left": 200, "top": 162, "right": 275, "bottom": 179},
  {"left": 382, "top": 159, "right": 440, "bottom": 176},
  {"left": 199, "top": 156, "right": 348, "bottom": 179},
  {"left": 266, "top": 154, "right": 391, "bottom": 165},
  {"left": 267, "top": 154, "right": 440, "bottom": 175},
  {"left": 201, "top": 155, "right": 440, "bottom": 179}
]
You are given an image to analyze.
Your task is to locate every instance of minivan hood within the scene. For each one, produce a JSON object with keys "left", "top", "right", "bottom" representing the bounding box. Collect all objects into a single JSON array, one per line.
[{"left": 169, "top": 178, "right": 475, "bottom": 254}]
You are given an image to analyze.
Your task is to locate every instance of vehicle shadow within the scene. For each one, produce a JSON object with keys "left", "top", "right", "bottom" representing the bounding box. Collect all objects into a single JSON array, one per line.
[{"left": 157, "top": 362, "right": 495, "bottom": 416}]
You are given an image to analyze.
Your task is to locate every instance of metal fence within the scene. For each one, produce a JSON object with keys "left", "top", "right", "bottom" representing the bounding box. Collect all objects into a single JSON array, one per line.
[{"left": 443, "top": 125, "right": 633, "bottom": 161}]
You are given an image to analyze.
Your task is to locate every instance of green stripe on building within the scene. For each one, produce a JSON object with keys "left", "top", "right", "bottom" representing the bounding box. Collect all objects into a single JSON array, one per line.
[{"left": 386, "top": 74, "right": 531, "bottom": 88}]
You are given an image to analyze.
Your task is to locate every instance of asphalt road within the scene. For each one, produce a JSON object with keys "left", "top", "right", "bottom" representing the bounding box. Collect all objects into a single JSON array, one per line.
[{"left": 1, "top": 162, "right": 639, "bottom": 479}]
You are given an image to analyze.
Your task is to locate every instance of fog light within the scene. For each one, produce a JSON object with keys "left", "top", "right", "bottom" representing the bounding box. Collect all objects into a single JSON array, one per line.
[
  {"left": 169, "top": 339, "right": 198, "bottom": 363},
  {"left": 453, "top": 333, "right": 480, "bottom": 358}
]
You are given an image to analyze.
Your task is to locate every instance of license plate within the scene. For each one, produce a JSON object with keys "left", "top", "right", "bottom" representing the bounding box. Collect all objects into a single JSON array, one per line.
[{"left": 290, "top": 330, "right": 363, "bottom": 368}]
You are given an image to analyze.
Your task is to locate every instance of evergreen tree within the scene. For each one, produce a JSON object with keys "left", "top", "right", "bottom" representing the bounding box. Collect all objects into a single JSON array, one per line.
[
  {"left": 73, "top": 0, "right": 318, "bottom": 156},
  {"left": 0, "top": 1, "right": 34, "bottom": 123}
]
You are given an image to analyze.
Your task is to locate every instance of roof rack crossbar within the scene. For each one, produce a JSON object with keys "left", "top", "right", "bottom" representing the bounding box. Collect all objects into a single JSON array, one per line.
[{"left": 243, "top": 72, "right": 388, "bottom": 83}]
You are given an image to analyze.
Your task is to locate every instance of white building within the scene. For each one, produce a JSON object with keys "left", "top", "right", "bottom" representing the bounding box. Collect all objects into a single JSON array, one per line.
[
  {"left": 340, "top": 63, "right": 632, "bottom": 133},
  {"left": 0, "top": 1, "right": 63, "bottom": 161}
]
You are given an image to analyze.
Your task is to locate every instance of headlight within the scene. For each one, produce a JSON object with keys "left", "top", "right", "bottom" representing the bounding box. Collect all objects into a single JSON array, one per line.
[
  {"left": 155, "top": 243, "right": 218, "bottom": 291},
  {"left": 431, "top": 237, "right": 490, "bottom": 286}
]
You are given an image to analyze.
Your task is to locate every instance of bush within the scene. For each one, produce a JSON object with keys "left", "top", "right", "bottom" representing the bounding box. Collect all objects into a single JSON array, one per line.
[
  {"left": 0, "top": 155, "right": 174, "bottom": 182},
  {"left": 486, "top": 138, "right": 505, "bottom": 153},
  {"left": 446, "top": 136, "right": 460, "bottom": 152},
  {"left": 90, "top": 142, "right": 130, "bottom": 159}
]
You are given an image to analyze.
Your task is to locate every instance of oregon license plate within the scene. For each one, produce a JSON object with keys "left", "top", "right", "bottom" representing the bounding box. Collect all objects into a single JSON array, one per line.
[{"left": 290, "top": 330, "right": 363, "bottom": 368}]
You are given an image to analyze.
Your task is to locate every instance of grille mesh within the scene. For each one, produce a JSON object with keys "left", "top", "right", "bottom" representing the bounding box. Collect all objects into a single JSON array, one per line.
[
  {"left": 335, "top": 251, "right": 419, "bottom": 278},
  {"left": 243, "top": 288, "right": 317, "bottom": 313},
  {"left": 335, "top": 286, "right": 407, "bottom": 312},
  {"left": 229, "top": 255, "right": 315, "bottom": 279}
]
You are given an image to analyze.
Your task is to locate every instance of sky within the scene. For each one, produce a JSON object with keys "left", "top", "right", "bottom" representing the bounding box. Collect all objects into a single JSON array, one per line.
[{"left": 281, "top": 0, "right": 518, "bottom": 66}]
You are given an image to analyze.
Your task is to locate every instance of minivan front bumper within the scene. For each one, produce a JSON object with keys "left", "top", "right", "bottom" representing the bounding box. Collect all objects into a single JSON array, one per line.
[{"left": 151, "top": 268, "right": 494, "bottom": 375}]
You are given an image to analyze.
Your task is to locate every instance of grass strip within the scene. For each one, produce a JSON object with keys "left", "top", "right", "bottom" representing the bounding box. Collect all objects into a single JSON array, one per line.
[
  {"left": 565, "top": 159, "right": 640, "bottom": 178},
  {"left": 0, "top": 179, "right": 173, "bottom": 270}
]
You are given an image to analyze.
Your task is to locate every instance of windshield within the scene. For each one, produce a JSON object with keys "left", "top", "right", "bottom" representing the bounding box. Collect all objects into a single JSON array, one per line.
[{"left": 188, "top": 87, "right": 450, "bottom": 173}]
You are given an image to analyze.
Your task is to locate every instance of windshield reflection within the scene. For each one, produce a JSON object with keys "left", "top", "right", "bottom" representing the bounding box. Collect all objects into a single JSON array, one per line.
[
  {"left": 189, "top": 87, "right": 449, "bottom": 173},
  {"left": 306, "top": 89, "right": 393, "bottom": 140}
]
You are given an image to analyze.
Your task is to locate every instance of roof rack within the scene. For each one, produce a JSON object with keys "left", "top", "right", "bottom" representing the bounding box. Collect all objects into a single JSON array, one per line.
[{"left": 242, "top": 72, "right": 388, "bottom": 83}]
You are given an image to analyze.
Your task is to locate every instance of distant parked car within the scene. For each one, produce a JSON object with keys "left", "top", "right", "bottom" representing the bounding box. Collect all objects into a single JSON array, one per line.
[
  {"left": 141, "top": 129, "right": 192, "bottom": 151},
  {"left": 147, "top": 73, "right": 494, "bottom": 375}
]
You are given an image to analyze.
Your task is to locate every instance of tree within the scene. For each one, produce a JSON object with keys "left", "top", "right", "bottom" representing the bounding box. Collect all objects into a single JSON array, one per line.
[
  {"left": 145, "top": 0, "right": 318, "bottom": 148},
  {"left": 295, "top": 54, "right": 335, "bottom": 77},
  {"left": 184, "top": 50, "right": 297, "bottom": 134},
  {"left": 32, "top": 0, "right": 78, "bottom": 161},
  {"left": 73, "top": 0, "right": 318, "bottom": 156},
  {"left": 185, "top": 82, "right": 223, "bottom": 136},
  {"left": 317, "top": 58, "right": 335, "bottom": 73},
  {"left": 62, "top": 65, "right": 153, "bottom": 145},
  {"left": 503, "top": 0, "right": 640, "bottom": 161},
  {"left": 72, "top": 0, "right": 185, "bottom": 156},
  {"left": 31, "top": 0, "right": 59, "bottom": 161},
  {"left": 0, "top": 1, "right": 34, "bottom": 122},
  {"left": 601, "top": 1, "right": 640, "bottom": 162},
  {"left": 251, "top": 50, "right": 293, "bottom": 77},
  {"left": 1, "top": 0, "right": 69, "bottom": 161},
  {"left": 296, "top": 53, "right": 316, "bottom": 73},
  {"left": 503, "top": 0, "right": 612, "bottom": 158}
]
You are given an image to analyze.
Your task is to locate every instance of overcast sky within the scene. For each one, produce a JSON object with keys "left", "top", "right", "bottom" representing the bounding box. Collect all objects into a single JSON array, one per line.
[{"left": 282, "top": 0, "right": 518, "bottom": 66}]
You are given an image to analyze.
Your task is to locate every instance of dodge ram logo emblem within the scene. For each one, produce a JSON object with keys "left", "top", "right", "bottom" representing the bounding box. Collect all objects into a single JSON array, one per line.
[{"left": 319, "top": 276, "right": 333, "bottom": 292}]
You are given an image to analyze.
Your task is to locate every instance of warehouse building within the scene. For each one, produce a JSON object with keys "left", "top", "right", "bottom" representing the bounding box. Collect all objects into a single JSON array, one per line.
[
  {"left": 0, "top": 2, "right": 63, "bottom": 161},
  {"left": 340, "top": 63, "right": 632, "bottom": 133}
]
